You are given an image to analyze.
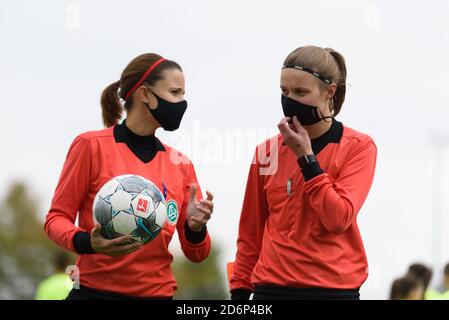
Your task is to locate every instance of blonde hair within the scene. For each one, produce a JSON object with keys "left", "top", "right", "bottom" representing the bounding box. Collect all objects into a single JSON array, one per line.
[{"left": 283, "top": 46, "right": 347, "bottom": 116}]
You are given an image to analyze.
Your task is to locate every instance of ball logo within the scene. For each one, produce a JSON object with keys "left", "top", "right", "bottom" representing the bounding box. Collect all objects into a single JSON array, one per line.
[
  {"left": 166, "top": 200, "right": 178, "bottom": 225},
  {"left": 137, "top": 198, "right": 149, "bottom": 214}
]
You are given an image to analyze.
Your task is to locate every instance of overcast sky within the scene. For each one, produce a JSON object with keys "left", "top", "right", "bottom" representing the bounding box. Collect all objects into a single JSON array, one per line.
[{"left": 1, "top": 0, "right": 449, "bottom": 299}]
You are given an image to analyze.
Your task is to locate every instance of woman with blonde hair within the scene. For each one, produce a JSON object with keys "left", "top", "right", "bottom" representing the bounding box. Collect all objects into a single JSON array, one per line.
[{"left": 231, "top": 46, "right": 377, "bottom": 300}]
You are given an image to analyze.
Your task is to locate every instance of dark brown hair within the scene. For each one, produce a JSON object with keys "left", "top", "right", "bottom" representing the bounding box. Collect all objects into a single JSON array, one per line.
[
  {"left": 390, "top": 275, "right": 423, "bottom": 300},
  {"left": 407, "top": 263, "right": 433, "bottom": 290},
  {"left": 444, "top": 262, "right": 449, "bottom": 276},
  {"left": 100, "top": 53, "right": 182, "bottom": 127},
  {"left": 283, "top": 45, "right": 347, "bottom": 116}
]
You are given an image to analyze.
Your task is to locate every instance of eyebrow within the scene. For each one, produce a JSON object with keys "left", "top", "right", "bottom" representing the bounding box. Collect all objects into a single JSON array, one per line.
[
  {"left": 280, "top": 86, "right": 310, "bottom": 91},
  {"left": 169, "top": 87, "right": 186, "bottom": 94}
]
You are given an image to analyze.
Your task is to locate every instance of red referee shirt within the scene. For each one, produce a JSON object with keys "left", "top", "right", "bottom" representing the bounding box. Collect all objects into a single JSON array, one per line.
[
  {"left": 44, "top": 123, "right": 211, "bottom": 298},
  {"left": 231, "top": 120, "right": 377, "bottom": 291}
]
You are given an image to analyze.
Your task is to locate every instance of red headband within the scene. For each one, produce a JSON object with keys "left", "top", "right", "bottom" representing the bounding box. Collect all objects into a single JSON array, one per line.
[{"left": 124, "top": 58, "right": 166, "bottom": 101}]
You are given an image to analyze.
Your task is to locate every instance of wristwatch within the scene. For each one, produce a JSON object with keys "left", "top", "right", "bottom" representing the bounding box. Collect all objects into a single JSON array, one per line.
[{"left": 298, "top": 153, "right": 317, "bottom": 169}]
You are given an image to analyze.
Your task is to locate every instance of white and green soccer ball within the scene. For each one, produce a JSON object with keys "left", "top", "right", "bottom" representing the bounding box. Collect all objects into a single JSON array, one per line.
[{"left": 92, "top": 174, "right": 167, "bottom": 245}]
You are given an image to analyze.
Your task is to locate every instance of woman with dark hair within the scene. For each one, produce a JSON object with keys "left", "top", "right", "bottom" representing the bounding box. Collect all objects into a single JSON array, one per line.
[
  {"left": 45, "top": 53, "right": 214, "bottom": 299},
  {"left": 231, "top": 45, "right": 377, "bottom": 300},
  {"left": 390, "top": 275, "right": 424, "bottom": 300},
  {"left": 407, "top": 263, "right": 440, "bottom": 299}
]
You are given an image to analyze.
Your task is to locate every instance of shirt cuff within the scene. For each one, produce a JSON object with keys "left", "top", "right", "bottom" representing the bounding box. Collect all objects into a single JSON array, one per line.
[
  {"left": 299, "top": 159, "right": 324, "bottom": 182},
  {"left": 184, "top": 221, "right": 207, "bottom": 244},
  {"left": 73, "top": 231, "right": 96, "bottom": 254}
]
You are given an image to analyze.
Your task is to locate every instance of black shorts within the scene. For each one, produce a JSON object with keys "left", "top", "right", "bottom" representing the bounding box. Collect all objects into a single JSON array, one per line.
[
  {"left": 253, "top": 284, "right": 360, "bottom": 300},
  {"left": 65, "top": 285, "right": 173, "bottom": 300}
]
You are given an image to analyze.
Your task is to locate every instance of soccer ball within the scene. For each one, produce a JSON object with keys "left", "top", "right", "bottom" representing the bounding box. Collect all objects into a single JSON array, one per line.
[{"left": 92, "top": 174, "right": 167, "bottom": 245}]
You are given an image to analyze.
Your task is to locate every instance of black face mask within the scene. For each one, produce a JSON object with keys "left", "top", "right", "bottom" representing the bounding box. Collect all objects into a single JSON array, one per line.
[
  {"left": 281, "top": 94, "right": 333, "bottom": 126},
  {"left": 145, "top": 90, "right": 187, "bottom": 131}
]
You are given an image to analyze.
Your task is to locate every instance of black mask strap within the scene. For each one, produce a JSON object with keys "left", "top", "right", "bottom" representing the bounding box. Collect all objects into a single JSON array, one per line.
[{"left": 316, "top": 106, "right": 335, "bottom": 123}]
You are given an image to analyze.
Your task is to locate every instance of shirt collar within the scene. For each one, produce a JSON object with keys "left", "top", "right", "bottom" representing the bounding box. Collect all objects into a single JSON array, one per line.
[{"left": 113, "top": 119, "right": 166, "bottom": 152}]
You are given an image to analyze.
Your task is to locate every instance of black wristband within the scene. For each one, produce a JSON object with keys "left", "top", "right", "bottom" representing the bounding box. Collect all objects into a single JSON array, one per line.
[
  {"left": 184, "top": 221, "right": 207, "bottom": 244},
  {"left": 73, "top": 231, "right": 96, "bottom": 254},
  {"left": 299, "top": 159, "right": 324, "bottom": 182},
  {"left": 231, "top": 288, "right": 253, "bottom": 300}
]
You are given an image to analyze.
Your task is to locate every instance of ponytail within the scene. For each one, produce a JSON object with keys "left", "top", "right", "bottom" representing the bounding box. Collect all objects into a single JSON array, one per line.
[
  {"left": 100, "top": 81, "right": 122, "bottom": 128},
  {"left": 324, "top": 48, "right": 347, "bottom": 116}
]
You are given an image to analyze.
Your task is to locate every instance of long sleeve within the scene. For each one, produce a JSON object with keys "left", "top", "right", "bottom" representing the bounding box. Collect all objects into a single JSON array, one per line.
[
  {"left": 176, "top": 163, "right": 211, "bottom": 263},
  {"left": 230, "top": 147, "right": 269, "bottom": 292},
  {"left": 303, "top": 139, "right": 377, "bottom": 234},
  {"left": 44, "top": 136, "right": 93, "bottom": 253}
]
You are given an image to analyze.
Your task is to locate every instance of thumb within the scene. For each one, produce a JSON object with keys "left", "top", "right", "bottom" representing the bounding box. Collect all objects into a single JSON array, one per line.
[
  {"left": 189, "top": 184, "right": 197, "bottom": 203},
  {"left": 91, "top": 221, "right": 102, "bottom": 237}
]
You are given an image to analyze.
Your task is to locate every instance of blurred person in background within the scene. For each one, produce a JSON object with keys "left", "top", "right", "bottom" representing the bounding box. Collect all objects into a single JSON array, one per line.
[
  {"left": 407, "top": 263, "right": 441, "bottom": 300},
  {"left": 389, "top": 275, "right": 424, "bottom": 300},
  {"left": 35, "top": 251, "right": 74, "bottom": 300},
  {"left": 440, "top": 263, "right": 449, "bottom": 299}
]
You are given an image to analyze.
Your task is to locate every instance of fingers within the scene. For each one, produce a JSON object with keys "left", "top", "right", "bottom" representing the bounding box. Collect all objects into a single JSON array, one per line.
[
  {"left": 277, "top": 117, "right": 295, "bottom": 137},
  {"left": 108, "top": 235, "right": 134, "bottom": 247},
  {"left": 292, "top": 116, "right": 305, "bottom": 133},
  {"left": 195, "top": 205, "right": 212, "bottom": 219},
  {"left": 91, "top": 225, "right": 142, "bottom": 256},
  {"left": 277, "top": 117, "right": 289, "bottom": 129},
  {"left": 199, "top": 199, "right": 214, "bottom": 211},
  {"left": 205, "top": 190, "right": 214, "bottom": 201}
]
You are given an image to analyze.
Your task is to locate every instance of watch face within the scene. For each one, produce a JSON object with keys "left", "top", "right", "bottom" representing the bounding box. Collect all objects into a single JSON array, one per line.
[
  {"left": 305, "top": 154, "right": 315, "bottom": 163},
  {"left": 299, "top": 154, "right": 316, "bottom": 168}
]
